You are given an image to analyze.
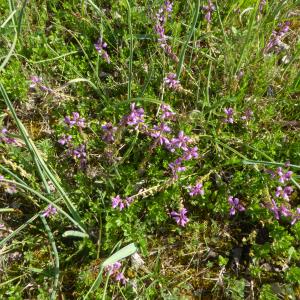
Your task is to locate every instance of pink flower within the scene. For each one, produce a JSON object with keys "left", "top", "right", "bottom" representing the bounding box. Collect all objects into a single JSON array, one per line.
[
  {"left": 94, "top": 37, "right": 110, "bottom": 63},
  {"left": 224, "top": 108, "right": 234, "bottom": 123},
  {"left": 188, "top": 182, "right": 204, "bottom": 197},
  {"left": 164, "top": 73, "right": 180, "bottom": 90},
  {"left": 111, "top": 195, "right": 133, "bottom": 210},
  {"left": 183, "top": 146, "right": 198, "bottom": 160},
  {"left": 42, "top": 205, "right": 57, "bottom": 218},
  {"left": 105, "top": 261, "right": 128, "bottom": 285},
  {"left": 291, "top": 208, "right": 300, "bottom": 225},
  {"left": 160, "top": 104, "right": 175, "bottom": 120},
  {"left": 228, "top": 196, "right": 245, "bottom": 216},
  {"left": 275, "top": 186, "right": 293, "bottom": 200},
  {"left": 170, "top": 208, "right": 189, "bottom": 227}
]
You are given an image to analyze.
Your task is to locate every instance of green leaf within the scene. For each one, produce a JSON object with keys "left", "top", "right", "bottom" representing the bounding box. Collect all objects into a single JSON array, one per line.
[{"left": 62, "top": 231, "right": 89, "bottom": 239}]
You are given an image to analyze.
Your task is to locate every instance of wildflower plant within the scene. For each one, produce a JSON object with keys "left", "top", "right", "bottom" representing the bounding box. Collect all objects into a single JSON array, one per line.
[{"left": 0, "top": 0, "right": 299, "bottom": 299}]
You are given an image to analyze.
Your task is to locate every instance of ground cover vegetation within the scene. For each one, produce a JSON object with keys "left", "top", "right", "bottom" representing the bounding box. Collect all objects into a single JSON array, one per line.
[{"left": 0, "top": 0, "right": 300, "bottom": 299}]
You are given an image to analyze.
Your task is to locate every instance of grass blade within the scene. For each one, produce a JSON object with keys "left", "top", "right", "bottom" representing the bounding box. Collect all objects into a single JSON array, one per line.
[
  {"left": 176, "top": 0, "right": 200, "bottom": 79},
  {"left": 40, "top": 215, "right": 60, "bottom": 300}
]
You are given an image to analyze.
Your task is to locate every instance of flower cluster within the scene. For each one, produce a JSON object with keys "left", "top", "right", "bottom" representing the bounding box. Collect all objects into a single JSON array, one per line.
[
  {"left": 275, "top": 186, "right": 293, "bottom": 201},
  {"left": 122, "top": 103, "right": 145, "bottom": 128},
  {"left": 228, "top": 196, "right": 245, "bottom": 216},
  {"left": 111, "top": 195, "right": 134, "bottom": 210},
  {"left": 223, "top": 108, "right": 253, "bottom": 124},
  {"left": 71, "top": 144, "right": 87, "bottom": 163},
  {"left": 241, "top": 109, "right": 254, "bottom": 121},
  {"left": 29, "top": 76, "right": 52, "bottom": 92},
  {"left": 276, "top": 167, "right": 293, "bottom": 184},
  {"left": 166, "top": 130, "right": 198, "bottom": 179},
  {"left": 266, "top": 165, "right": 299, "bottom": 225},
  {"left": 106, "top": 103, "right": 199, "bottom": 227},
  {"left": 202, "top": 0, "right": 216, "bottom": 23},
  {"left": 150, "top": 123, "right": 171, "bottom": 145},
  {"left": 94, "top": 37, "right": 110, "bottom": 63},
  {"left": 154, "top": 1, "right": 178, "bottom": 62},
  {"left": 64, "top": 112, "right": 85, "bottom": 128},
  {"left": 0, "top": 128, "right": 16, "bottom": 145},
  {"left": 42, "top": 205, "right": 57, "bottom": 218},
  {"left": 169, "top": 158, "right": 186, "bottom": 178},
  {"left": 164, "top": 73, "right": 181, "bottom": 90},
  {"left": 170, "top": 207, "right": 189, "bottom": 227},
  {"left": 265, "top": 22, "right": 290, "bottom": 53},
  {"left": 268, "top": 199, "right": 300, "bottom": 225},
  {"left": 223, "top": 108, "right": 234, "bottom": 124},
  {"left": 58, "top": 135, "right": 87, "bottom": 167},
  {"left": 188, "top": 182, "right": 204, "bottom": 197},
  {"left": 160, "top": 104, "right": 175, "bottom": 120},
  {"left": 105, "top": 261, "right": 128, "bottom": 285},
  {"left": 58, "top": 134, "right": 72, "bottom": 146},
  {"left": 101, "top": 122, "right": 118, "bottom": 143}
]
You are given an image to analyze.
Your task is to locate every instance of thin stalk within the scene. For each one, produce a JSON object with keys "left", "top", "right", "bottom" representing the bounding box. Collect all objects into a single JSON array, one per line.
[
  {"left": 40, "top": 216, "right": 60, "bottom": 300},
  {"left": 125, "top": 0, "right": 133, "bottom": 100},
  {"left": 176, "top": 0, "right": 200, "bottom": 79}
]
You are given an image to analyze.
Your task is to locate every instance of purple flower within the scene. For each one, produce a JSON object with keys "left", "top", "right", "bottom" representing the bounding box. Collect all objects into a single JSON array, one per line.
[
  {"left": 102, "top": 122, "right": 118, "bottom": 143},
  {"left": 42, "top": 205, "right": 57, "bottom": 218},
  {"left": 259, "top": 0, "right": 266, "bottom": 12},
  {"left": 164, "top": 73, "right": 180, "bottom": 90},
  {"left": 265, "top": 22, "right": 290, "bottom": 53},
  {"left": 105, "top": 261, "right": 128, "bottom": 285},
  {"left": 64, "top": 112, "right": 85, "bottom": 128},
  {"left": 183, "top": 146, "right": 198, "bottom": 160},
  {"left": 267, "top": 199, "right": 291, "bottom": 220},
  {"left": 150, "top": 123, "right": 171, "bottom": 145},
  {"left": 29, "top": 76, "right": 42, "bottom": 89},
  {"left": 170, "top": 208, "right": 189, "bottom": 227},
  {"left": 269, "top": 199, "right": 280, "bottom": 220},
  {"left": 112, "top": 195, "right": 122, "bottom": 209},
  {"left": 123, "top": 103, "right": 145, "bottom": 128},
  {"left": 111, "top": 195, "right": 133, "bottom": 211},
  {"left": 277, "top": 167, "right": 292, "bottom": 183},
  {"left": 160, "top": 104, "right": 175, "bottom": 120},
  {"left": 228, "top": 196, "right": 245, "bottom": 216},
  {"left": 154, "top": 2, "right": 178, "bottom": 62},
  {"left": 165, "top": 0, "right": 173, "bottom": 13},
  {"left": 73, "top": 144, "right": 86, "bottom": 159},
  {"left": 29, "top": 76, "right": 52, "bottom": 92},
  {"left": 169, "top": 158, "right": 186, "bottom": 178},
  {"left": 280, "top": 205, "right": 291, "bottom": 217},
  {"left": 0, "top": 175, "right": 4, "bottom": 181},
  {"left": 224, "top": 108, "right": 234, "bottom": 123},
  {"left": 169, "top": 131, "right": 191, "bottom": 151},
  {"left": 105, "top": 261, "right": 121, "bottom": 274},
  {"left": 94, "top": 37, "right": 110, "bottom": 63},
  {"left": 188, "top": 182, "right": 204, "bottom": 197},
  {"left": 241, "top": 109, "right": 253, "bottom": 121},
  {"left": 291, "top": 208, "right": 300, "bottom": 225},
  {"left": 275, "top": 186, "right": 293, "bottom": 200},
  {"left": 69, "top": 144, "right": 87, "bottom": 168},
  {"left": 202, "top": 0, "right": 216, "bottom": 23},
  {"left": 115, "top": 272, "right": 128, "bottom": 285},
  {"left": 0, "top": 128, "right": 16, "bottom": 145},
  {"left": 58, "top": 134, "right": 72, "bottom": 146}
]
